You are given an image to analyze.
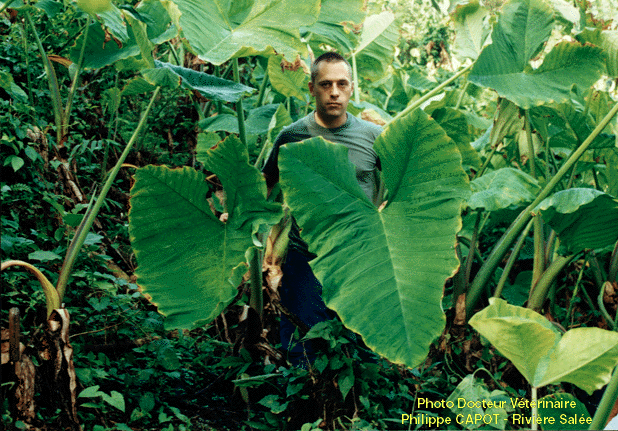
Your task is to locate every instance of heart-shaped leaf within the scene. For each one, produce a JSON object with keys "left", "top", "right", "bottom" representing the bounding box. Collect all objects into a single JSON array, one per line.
[
  {"left": 129, "top": 136, "right": 281, "bottom": 328},
  {"left": 535, "top": 188, "right": 618, "bottom": 254},
  {"left": 470, "top": 298, "right": 618, "bottom": 394},
  {"left": 171, "top": 0, "right": 320, "bottom": 65},
  {"left": 469, "top": 168, "right": 540, "bottom": 211},
  {"left": 279, "top": 110, "right": 470, "bottom": 368},
  {"left": 468, "top": 0, "right": 605, "bottom": 108}
]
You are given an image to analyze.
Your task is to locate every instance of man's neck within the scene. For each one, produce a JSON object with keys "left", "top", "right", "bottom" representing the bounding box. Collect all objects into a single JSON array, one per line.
[{"left": 314, "top": 111, "right": 347, "bottom": 129}]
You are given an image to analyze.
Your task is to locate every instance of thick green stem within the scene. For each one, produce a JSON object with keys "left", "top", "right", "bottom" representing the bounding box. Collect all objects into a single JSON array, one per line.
[
  {"left": 25, "top": 11, "right": 64, "bottom": 145},
  {"left": 525, "top": 111, "right": 546, "bottom": 287},
  {"left": 493, "top": 219, "right": 534, "bottom": 299},
  {"left": 390, "top": 63, "right": 473, "bottom": 124},
  {"left": 580, "top": 282, "right": 598, "bottom": 315},
  {"left": 1, "top": 260, "right": 60, "bottom": 317},
  {"left": 545, "top": 230, "right": 557, "bottom": 266},
  {"left": 463, "top": 212, "right": 482, "bottom": 290},
  {"left": 477, "top": 144, "right": 500, "bottom": 177},
  {"left": 233, "top": 58, "right": 247, "bottom": 146},
  {"left": 524, "top": 110, "right": 536, "bottom": 178},
  {"left": 598, "top": 283, "right": 616, "bottom": 330},
  {"left": 589, "top": 365, "right": 618, "bottom": 430},
  {"left": 167, "top": 40, "right": 181, "bottom": 65},
  {"left": 352, "top": 52, "right": 360, "bottom": 104},
  {"left": 254, "top": 137, "right": 270, "bottom": 170},
  {"left": 590, "top": 251, "right": 607, "bottom": 290},
  {"left": 565, "top": 257, "right": 587, "bottom": 328},
  {"left": 532, "top": 216, "right": 545, "bottom": 287},
  {"left": 466, "top": 101, "right": 618, "bottom": 318},
  {"left": 62, "top": 16, "right": 91, "bottom": 141},
  {"left": 454, "top": 80, "right": 469, "bottom": 110},
  {"left": 256, "top": 68, "right": 270, "bottom": 107},
  {"left": 453, "top": 244, "right": 466, "bottom": 307},
  {"left": 457, "top": 236, "right": 485, "bottom": 267},
  {"left": 527, "top": 254, "right": 574, "bottom": 311},
  {"left": 19, "top": 22, "right": 35, "bottom": 110},
  {"left": 55, "top": 87, "right": 161, "bottom": 301}
]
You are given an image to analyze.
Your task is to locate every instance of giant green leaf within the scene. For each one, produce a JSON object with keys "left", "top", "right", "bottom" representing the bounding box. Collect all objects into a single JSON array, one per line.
[
  {"left": 451, "top": 0, "right": 490, "bottom": 61},
  {"left": 171, "top": 0, "right": 320, "bottom": 65},
  {"left": 469, "top": 298, "right": 618, "bottom": 394},
  {"left": 34, "top": 0, "right": 64, "bottom": 18},
  {"left": 316, "top": 0, "right": 366, "bottom": 25},
  {"left": 142, "top": 60, "right": 255, "bottom": 103},
  {"left": 534, "top": 188, "right": 618, "bottom": 254},
  {"left": 468, "top": 0, "right": 605, "bottom": 109},
  {"left": 278, "top": 110, "right": 470, "bottom": 368},
  {"left": 199, "top": 114, "right": 239, "bottom": 134},
  {"left": 71, "top": 0, "right": 176, "bottom": 69},
  {"left": 352, "top": 11, "right": 400, "bottom": 81},
  {"left": 95, "top": 5, "right": 130, "bottom": 44},
  {"left": 301, "top": 0, "right": 365, "bottom": 55},
  {"left": 469, "top": 168, "right": 541, "bottom": 211},
  {"left": 429, "top": 107, "right": 482, "bottom": 172},
  {"left": 267, "top": 55, "right": 308, "bottom": 101},
  {"left": 129, "top": 136, "right": 281, "bottom": 328},
  {"left": 198, "top": 104, "right": 280, "bottom": 135},
  {"left": 578, "top": 29, "right": 618, "bottom": 78}
]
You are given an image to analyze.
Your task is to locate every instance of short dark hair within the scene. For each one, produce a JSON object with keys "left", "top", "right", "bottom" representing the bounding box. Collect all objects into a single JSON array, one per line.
[{"left": 311, "top": 52, "right": 352, "bottom": 83}]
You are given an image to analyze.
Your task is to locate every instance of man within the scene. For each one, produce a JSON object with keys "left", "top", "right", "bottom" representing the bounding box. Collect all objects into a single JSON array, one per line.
[{"left": 262, "top": 51, "right": 382, "bottom": 366}]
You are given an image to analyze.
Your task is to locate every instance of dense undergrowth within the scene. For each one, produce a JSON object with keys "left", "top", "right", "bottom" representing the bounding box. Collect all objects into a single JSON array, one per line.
[{"left": 2, "top": 0, "right": 618, "bottom": 430}]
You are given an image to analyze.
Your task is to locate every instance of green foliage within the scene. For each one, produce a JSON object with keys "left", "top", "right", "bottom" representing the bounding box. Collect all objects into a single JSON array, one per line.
[
  {"left": 278, "top": 110, "right": 471, "bottom": 369},
  {"left": 468, "top": 168, "right": 541, "bottom": 211},
  {"left": 352, "top": 11, "right": 400, "bottom": 81},
  {"left": 129, "top": 136, "right": 282, "bottom": 329},
  {"left": 71, "top": 0, "right": 177, "bottom": 70},
  {"left": 535, "top": 188, "right": 618, "bottom": 254},
  {"left": 470, "top": 298, "right": 618, "bottom": 394},
  {"left": 468, "top": 0, "right": 606, "bottom": 108},
  {"left": 143, "top": 60, "right": 256, "bottom": 103},
  {"left": 446, "top": 374, "right": 512, "bottom": 430},
  {"left": 171, "top": 0, "right": 320, "bottom": 65},
  {"left": 2, "top": 0, "right": 618, "bottom": 429},
  {"left": 536, "top": 393, "right": 591, "bottom": 430}
]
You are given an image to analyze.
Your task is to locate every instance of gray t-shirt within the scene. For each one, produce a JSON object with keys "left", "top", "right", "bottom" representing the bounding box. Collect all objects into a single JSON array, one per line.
[{"left": 263, "top": 112, "right": 383, "bottom": 256}]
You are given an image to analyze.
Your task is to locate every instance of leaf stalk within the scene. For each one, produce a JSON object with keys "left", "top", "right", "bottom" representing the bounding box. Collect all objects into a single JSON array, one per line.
[
  {"left": 233, "top": 58, "right": 247, "bottom": 146},
  {"left": 466, "top": 101, "right": 618, "bottom": 318},
  {"left": 55, "top": 87, "right": 161, "bottom": 301},
  {"left": 589, "top": 365, "right": 618, "bottom": 430},
  {"left": 1, "top": 260, "right": 60, "bottom": 317},
  {"left": 390, "top": 63, "right": 473, "bottom": 124}
]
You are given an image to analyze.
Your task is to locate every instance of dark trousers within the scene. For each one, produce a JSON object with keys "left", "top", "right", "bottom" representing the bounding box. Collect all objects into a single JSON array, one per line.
[{"left": 279, "top": 249, "right": 334, "bottom": 366}]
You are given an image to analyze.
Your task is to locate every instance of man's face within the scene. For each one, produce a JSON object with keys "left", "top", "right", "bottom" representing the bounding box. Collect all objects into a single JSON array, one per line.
[{"left": 308, "top": 61, "right": 353, "bottom": 126}]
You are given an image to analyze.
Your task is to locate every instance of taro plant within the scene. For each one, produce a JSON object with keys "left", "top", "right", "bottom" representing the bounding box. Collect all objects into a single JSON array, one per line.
[
  {"left": 276, "top": 112, "right": 470, "bottom": 367},
  {"left": 126, "top": 0, "right": 478, "bottom": 373},
  {"left": 127, "top": 0, "right": 618, "bottom": 372},
  {"left": 458, "top": 0, "right": 617, "bottom": 317},
  {"left": 1, "top": 86, "right": 161, "bottom": 428},
  {"left": 469, "top": 298, "right": 618, "bottom": 430},
  {"left": 1, "top": 0, "right": 186, "bottom": 426}
]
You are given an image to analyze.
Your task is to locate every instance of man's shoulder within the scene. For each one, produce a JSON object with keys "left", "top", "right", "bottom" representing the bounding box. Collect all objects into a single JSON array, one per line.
[
  {"left": 348, "top": 114, "right": 383, "bottom": 137},
  {"left": 277, "top": 114, "right": 313, "bottom": 144}
]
